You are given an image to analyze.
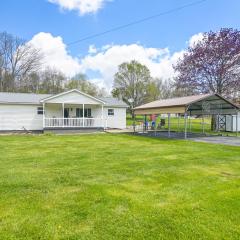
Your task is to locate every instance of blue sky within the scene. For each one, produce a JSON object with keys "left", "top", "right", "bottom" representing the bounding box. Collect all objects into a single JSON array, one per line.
[{"left": 1, "top": 0, "right": 240, "bottom": 88}]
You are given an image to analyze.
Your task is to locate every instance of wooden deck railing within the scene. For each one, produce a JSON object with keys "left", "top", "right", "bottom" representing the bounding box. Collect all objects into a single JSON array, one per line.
[{"left": 44, "top": 118, "right": 106, "bottom": 128}]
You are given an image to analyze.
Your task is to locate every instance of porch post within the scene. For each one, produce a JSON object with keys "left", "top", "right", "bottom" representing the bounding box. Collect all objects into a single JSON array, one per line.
[
  {"left": 62, "top": 103, "right": 64, "bottom": 127},
  {"left": 168, "top": 113, "right": 171, "bottom": 138},
  {"left": 43, "top": 102, "right": 45, "bottom": 129},
  {"left": 184, "top": 112, "right": 188, "bottom": 139},
  {"left": 82, "top": 104, "right": 85, "bottom": 127},
  {"left": 101, "top": 104, "right": 104, "bottom": 129}
]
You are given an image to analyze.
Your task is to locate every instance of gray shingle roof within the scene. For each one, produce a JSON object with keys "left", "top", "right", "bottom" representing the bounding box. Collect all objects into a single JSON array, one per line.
[
  {"left": 0, "top": 92, "right": 52, "bottom": 104},
  {"left": 99, "top": 97, "right": 128, "bottom": 107},
  {"left": 0, "top": 92, "right": 128, "bottom": 107}
]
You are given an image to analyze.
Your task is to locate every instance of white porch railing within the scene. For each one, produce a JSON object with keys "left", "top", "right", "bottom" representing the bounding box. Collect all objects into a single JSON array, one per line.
[{"left": 44, "top": 118, "right": 107, "bottom": 128}]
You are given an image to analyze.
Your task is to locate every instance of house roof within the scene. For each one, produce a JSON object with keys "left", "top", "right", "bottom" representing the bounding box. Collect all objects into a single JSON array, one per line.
[
  {"left": 99, "top": 97, "right": 128, "bottom": 107},
  {"left": 0, "top": 92, "right": 51, "bottom": 104},
  {"left": 0, "top": 91, "right": 128, "bottom": 107}
]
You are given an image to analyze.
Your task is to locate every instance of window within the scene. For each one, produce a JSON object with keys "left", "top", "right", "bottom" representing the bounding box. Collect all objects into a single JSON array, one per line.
[
  {"left": 76, "top": 108, "right": 83, "bottom": 117},
  {"left": 76, "top": 108, "right": 92, "bottom": 118},
  {"left": 108, "top": 109, "right": 114, "bottom": 116},
  {"left": 37, "top": 107, "right": 44, "bottom": 115},
  {"left": 84, "top": 108, "right": 92, "bottom": 118}
]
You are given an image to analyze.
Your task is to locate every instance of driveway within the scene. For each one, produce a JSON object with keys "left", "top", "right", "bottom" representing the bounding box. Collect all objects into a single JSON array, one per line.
[
  {"left": 191, "top": 136, "right": 240, "bottom": 147},
  {"left": 134, "top": 131, "right": 240, "bottom": 147}
]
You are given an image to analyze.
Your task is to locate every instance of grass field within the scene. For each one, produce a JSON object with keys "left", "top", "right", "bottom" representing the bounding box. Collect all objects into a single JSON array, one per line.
[{"left": 0, "top": 133, "right": 239, "bottom": 239}]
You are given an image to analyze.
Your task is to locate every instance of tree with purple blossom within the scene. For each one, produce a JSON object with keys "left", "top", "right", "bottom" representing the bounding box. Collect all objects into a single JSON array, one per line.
[{"left": 174, "top": 28, "right": 240, "bottom": 100}]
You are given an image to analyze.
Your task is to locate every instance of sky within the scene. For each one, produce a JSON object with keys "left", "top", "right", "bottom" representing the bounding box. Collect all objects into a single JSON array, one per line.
[{"left": 0, "top": 0, "right": 240, "bottom": 89}]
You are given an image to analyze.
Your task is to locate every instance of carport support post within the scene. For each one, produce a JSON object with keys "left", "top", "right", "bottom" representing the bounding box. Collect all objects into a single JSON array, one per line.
[
  {"left": 236, "top": 110, "right": 239, "bottom": 137},
  {"left": 202, "top": 115, "right": 205, "bottom": 135},
  {"left": 189, "top": 116, "right": 191, "bottom": 132},
  {"left": 177, "top": 113, "right": 180, "bottom": 132},
  {"left": 154, "top": 115, "right": 157, "bottom": 136},
  {"left": 144, "top": 114, "right": 147, "bottom": 132},
  {"left": 168, "top": 113, "right": 171, "bottom": 138},
  {"left": 133, "top": 113, "right": 136, "bottom": 134},
  {"left": 184, "top": 112, "right": 188, "bottom": 139}
]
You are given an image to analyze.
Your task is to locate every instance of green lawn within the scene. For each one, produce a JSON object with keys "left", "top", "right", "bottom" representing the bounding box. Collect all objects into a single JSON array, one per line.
[{"left": 0, "top": 133, "right": 239, "bottom": 239}]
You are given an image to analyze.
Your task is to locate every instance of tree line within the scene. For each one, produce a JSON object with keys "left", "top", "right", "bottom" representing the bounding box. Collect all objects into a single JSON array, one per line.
[{"left": 0, "top": 31, "right": 107, "bottom": 97}]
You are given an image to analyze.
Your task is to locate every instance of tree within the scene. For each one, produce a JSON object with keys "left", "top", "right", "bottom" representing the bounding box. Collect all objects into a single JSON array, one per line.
[
  {"left": 0, "top": 31, "right": 43, "bottom": 92},
  {"left": 174, "top": 28, "right": 240, "bottom": 99},
  {"left": 112, "top": 60, "right": 152, "bottom": 117},
  {"left": 143, "top": 79, "right": 161, "bottom": 103},
  {"left": 65, "top": 73, "right": 107, "bottom": 97},
  {"left": 39, "top": 68, "right": 65, "bottom": 94}
]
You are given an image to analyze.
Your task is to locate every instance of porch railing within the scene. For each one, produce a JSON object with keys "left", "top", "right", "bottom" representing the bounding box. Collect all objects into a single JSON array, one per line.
[{"left": 44, "top": 118, "right": 107, "bottom": 128}]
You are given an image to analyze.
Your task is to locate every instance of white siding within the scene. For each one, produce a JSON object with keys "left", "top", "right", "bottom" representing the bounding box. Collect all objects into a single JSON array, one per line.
[
  {"left": 0, "top": 102, "right": 127, "bottom": 131},
  {"left": 104, "top": 107, "right": 126, "bottom": 129},
  {"left": 90, "top": 106, "right": 126, "bottom": 129},
  {"left": 45, "top": 104, "right": 62, "bottom": 118},
  {"left": 0, "top": 104, "right": 43, "bottom": 130}
]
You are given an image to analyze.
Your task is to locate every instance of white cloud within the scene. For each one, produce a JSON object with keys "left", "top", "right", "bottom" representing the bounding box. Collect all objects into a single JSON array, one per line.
[
  {"left": 28, "top": 32, "right": 206, "bottom": 90},
  {"left": 79, "top": 44, "right": 185, "bottom": 88},
  {"left": 28, "top": 32, "right": 81, "bottom": 76},
  {"left": 188, "top": 32, "right": 204, "bottom": 47},
  {"left": 48, "top": 0, "right": 110, "bottom": 15},
  {"left": 88, "top": 44, "right": 97, "bottom": 54}
]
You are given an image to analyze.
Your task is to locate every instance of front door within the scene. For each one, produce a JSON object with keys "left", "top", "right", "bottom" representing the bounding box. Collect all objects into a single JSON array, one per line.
[{"left": 64, "top": 108, "right": 69, "bottom": 118}]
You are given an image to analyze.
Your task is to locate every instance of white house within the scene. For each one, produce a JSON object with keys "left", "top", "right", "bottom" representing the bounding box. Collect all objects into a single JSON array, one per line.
[{"left": 0, "top": 89, "right": 128, "bottom": 132}]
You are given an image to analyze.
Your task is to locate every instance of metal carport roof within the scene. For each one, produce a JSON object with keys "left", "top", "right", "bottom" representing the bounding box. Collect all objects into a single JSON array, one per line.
[{"left": 134, "top": 93, "right": 239, "bottom": 115}]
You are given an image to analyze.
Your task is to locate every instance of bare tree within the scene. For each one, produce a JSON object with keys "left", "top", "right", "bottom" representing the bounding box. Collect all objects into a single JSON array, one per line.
[
  {"left": 39, "top": 67, "right": 66, "bottom": 94},
  {"left": 0, "top": 31, "right": 43, "bottom": 92}
]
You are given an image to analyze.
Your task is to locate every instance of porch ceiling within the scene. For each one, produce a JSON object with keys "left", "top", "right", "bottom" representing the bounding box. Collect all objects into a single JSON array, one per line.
[{"left": 44, "top": 102, "right": 103, "bottom": 106}]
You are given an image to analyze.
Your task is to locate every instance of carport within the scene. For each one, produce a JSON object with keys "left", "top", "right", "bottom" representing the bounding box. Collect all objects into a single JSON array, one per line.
[{"left": 133, "top": 93, "right": 239, "bottom": 139}]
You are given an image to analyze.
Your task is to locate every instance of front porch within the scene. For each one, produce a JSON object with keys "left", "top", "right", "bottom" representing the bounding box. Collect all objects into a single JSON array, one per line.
[{"left": 43, "top": 103, "right": 107, "bottom": 129}]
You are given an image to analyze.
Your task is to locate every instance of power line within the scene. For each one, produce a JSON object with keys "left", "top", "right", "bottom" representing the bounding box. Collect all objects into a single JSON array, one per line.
[{"left": 67, "top": 0, "right": 208, "bottom": 46}]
